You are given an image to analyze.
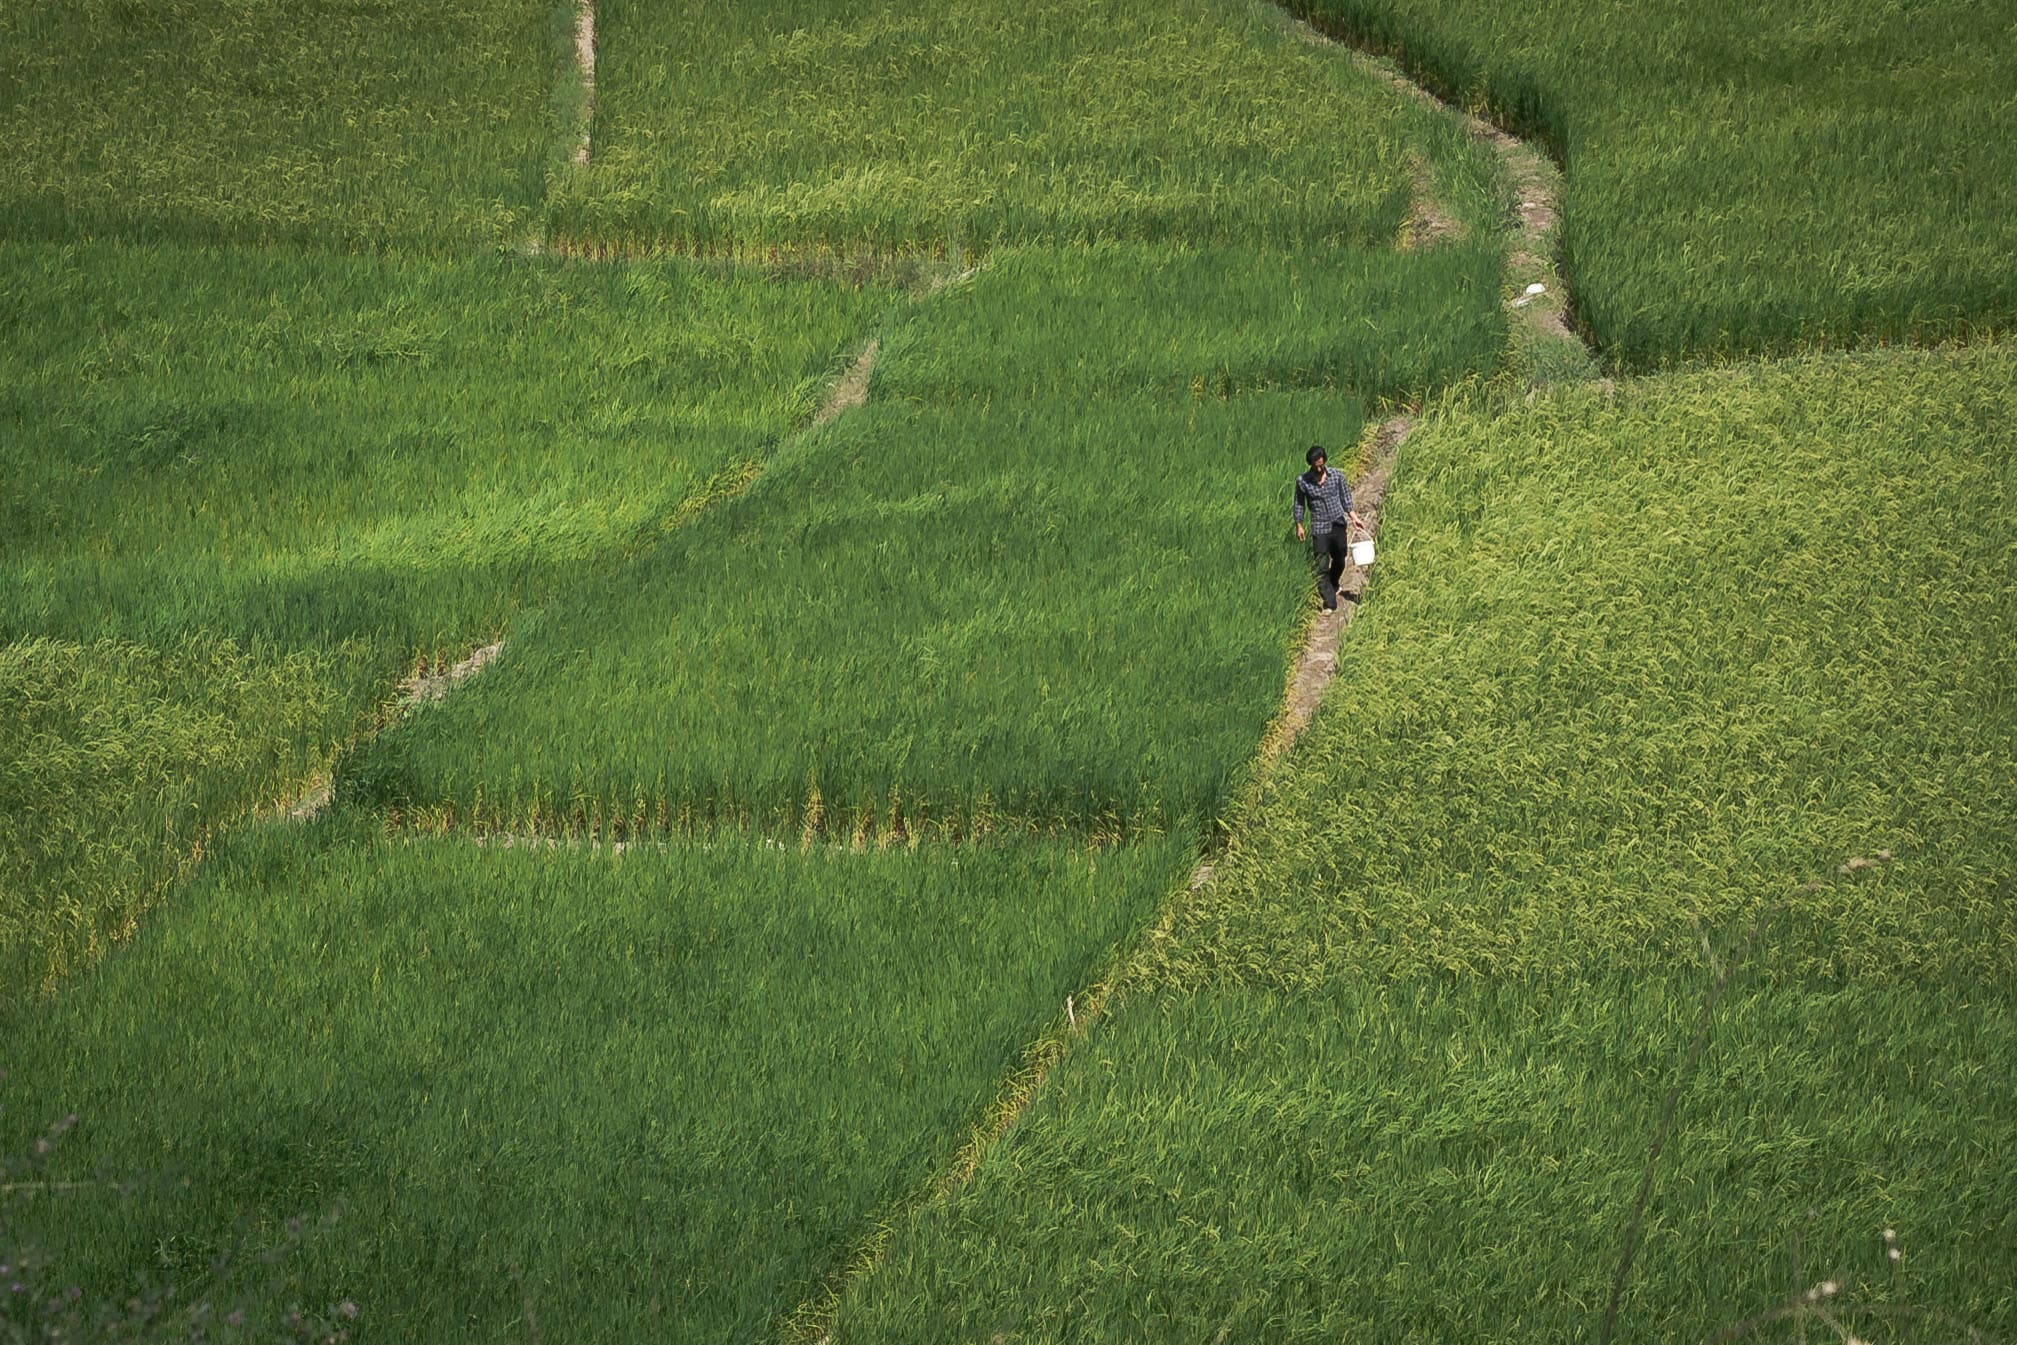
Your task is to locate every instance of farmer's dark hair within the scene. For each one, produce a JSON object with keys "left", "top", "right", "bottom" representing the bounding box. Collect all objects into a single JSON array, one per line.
[{"left": 1306, "top": 444, "right": 1326, "bottom": 466}]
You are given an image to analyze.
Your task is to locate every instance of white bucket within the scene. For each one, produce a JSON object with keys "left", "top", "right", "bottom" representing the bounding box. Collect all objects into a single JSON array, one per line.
[{"left": 1352, "top": 537, "right": 1376, "bottom": 567}]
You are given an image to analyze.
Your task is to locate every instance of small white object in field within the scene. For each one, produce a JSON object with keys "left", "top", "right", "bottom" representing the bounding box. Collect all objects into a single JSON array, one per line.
[
  {"left": 1352, "top": 538, "right": 1376, "bottom": 567},
  {"left": 1525, "top": 282, "right": 1547, "bottom": 295}
]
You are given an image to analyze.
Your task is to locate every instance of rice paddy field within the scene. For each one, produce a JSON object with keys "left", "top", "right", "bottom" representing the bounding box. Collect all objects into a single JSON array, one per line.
[
  {"left": 1288, "top": 0, "right": 2017, "bottom": 365},
  {"left": 556, "top": 0, "right": 1433, "bottom": 253},
  {"left": 0, "top": 635, "right": 376, "bottom": 995},
  {"left": 0, "top": 241, "right": 896, "bottom": 650},
  {"left": 4, "top": 0, "right": 2014, "bottom": 1339},
  {"left": 831, "top": 348, "right": 2017, "bottom": 1341},
  {"left": 0, "top": 0, "right": 576, "bottom": 250},
  {"left": 1, "top": 820, "right": 1194, "bottom": 1341},
  {"left": 357, "top": 244, "right": 1504, "bottom": 837}
]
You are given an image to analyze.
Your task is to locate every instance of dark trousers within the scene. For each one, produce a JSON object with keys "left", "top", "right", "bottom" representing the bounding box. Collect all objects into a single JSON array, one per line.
[{"left": 1311, "top": 527, "right": 1350, "bottom": 609}]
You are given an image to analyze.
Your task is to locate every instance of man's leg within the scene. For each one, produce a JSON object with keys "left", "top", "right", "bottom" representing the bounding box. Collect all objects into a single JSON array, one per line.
[{"left": 1313, "top": 530, "right": 1343, "bottom": 610}]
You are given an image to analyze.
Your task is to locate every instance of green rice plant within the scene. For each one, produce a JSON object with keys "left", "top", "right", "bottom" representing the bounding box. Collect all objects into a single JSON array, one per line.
[
  {"left": 875, "top": 243, "right": 1505, "bottom": 405},
  {"left": 552, "top": 0, "right": 1420, "bottom": 252},
  {"left": 0, "top": 635, "right": 380, "bottom": 998},
  {"left": 0, "top": 241, "right": 896, "bottom": 650},
  {"left": 355, "top": 245, "right": 1503, "bottom": 833},
  {"left": 833, "top": 971, "right": 2017, "bottom": 1342},
  {"left": 0, "top": 820, "right": 1193, "bottom": 1342},
  {"left": 1154, "top": 344, "right": 2017, "bottom": 986},
  {"left": 0, "top": 0, "right": 577, "bottom": 251},
  {"left": 825, "top": 343, "right": 2016, "bottom": 1341},
  {"left": 355, "top": 390, "right": 1339, "bottom": 835},
  {"left": 1286, "top": 0, "right": 2017, "bottom": 366}
]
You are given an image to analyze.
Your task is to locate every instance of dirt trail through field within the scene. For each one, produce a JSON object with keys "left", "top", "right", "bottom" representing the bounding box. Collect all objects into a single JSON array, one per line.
[
  {"left": 572, "top": 0, "right": 596, "bottom": 168},
  {"left": 281, "top": 640, "right": 507, "bottom": 821},
  {"left": 1272, "top": 415, "right": 1407, "bottom": 751},
  {"left": 1276, "top": 4, "right": 1583, "bottom": 350},
  {"left": 814, "top": 340, "right": 879, "bottom": 425}
]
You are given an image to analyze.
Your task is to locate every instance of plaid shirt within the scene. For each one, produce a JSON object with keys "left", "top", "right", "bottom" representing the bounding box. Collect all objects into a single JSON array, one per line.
[{"left": 1293, "top": 467, "right": 1353, "bottom": 535}]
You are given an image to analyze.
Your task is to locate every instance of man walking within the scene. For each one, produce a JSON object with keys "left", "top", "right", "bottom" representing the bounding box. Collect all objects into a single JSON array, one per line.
[{"left": 1293, "top": 443, "right": 1365, "bottom": 611}]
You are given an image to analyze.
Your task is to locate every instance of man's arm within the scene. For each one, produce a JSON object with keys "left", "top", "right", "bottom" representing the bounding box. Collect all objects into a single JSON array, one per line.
[{"left": 1292, "top": 477, "right": 1308, "bottom": 539}]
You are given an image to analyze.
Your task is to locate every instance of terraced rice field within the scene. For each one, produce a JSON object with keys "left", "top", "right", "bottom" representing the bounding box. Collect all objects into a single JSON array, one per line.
[
  {"left": 0, "top": 0, "right": 575, "bottom": 249},
  {"left": 834, "top": 347, "right": 2017, "bottom": 1342},
  {"left": 1287, "top": 0, "right": 2017, "bottom": 365},
  {"left": 558, "top": 0, "right": 1433, "bottom": 253},
  {"left": 0, "top": 242, "right": 896, "bottom": 650},
  {"left": 358, "top": 245, "right": 1504, "bottom": 839},
  {"left": 3, "top": 0, "right": 2012, "bottom": 1340}
]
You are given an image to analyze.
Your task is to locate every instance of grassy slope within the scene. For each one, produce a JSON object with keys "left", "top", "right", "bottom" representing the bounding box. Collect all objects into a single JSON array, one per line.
[
  {"left": 1, "top": 14, "right": 1511, "bottom": 1335},
  {"left": 0, "top": 242, "right": 895, "bottom": 649},
  {"left": 0, "top": 822, "right": 1194, "bottom": 1342},
  {"left": 558, "top": 0, "right": 1419, "bottom": 252},
  {"left": 0, "top": 637, "right": 381, "bottom": 997},
  {"left": 0, "top": 241, "right": 892, "bottom": 1000},
  {"left": 0, "top": 0, "right": 572, "bottom": 251},
  {"left": 1161, "top": 348, "right": 2017, "bottom": 985},
  {"left": 358, "top": 245, "right": 1504, "bottom": 833},
  {"left": 837, "top": 975, "right": 2017, "bottom": 1343},
  {"left": 1288, "top": 0, "right": 2017, "bottom": 366},
  {"left": 833, "top": 348, "right": 2017, "bottom": 1340}
]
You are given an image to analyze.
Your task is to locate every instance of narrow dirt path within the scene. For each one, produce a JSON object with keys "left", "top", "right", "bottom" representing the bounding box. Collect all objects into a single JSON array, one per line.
[
  {"left": 1276, "top": 4, "right": 1587, "bottom": 363},
  {"left": 1270, "top": 415, "right": 1408, "bottom": 754},
  {"left": 282, "top": 640, "right": 508, "bottom": 821},
  {"left": 813, "top": 340, "right": 878, "bottom": 426},
  {"left": 572, "top": 0, "right": 596, "bottom": 168}
]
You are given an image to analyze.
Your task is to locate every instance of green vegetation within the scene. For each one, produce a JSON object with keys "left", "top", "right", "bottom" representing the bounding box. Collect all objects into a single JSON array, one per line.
[
  {"left": 831, "top": 346, "right": 2017, "bottom": 1339},
  {"left": 1161, "top": 346, "right": 2017, "bottom": 985},
  {"left": 875, "top": 244, "right": 1503, "bottom": 404},
  {"left": 7, "top": 0, "right": 2012, "bottom": 1338},
  {"left": 0, "top": 821, "right": 1191, "bottom": 1341},
  {"left": 0, "top": 241, "right": 895, "bottom": 649},
  {"left": 0, "top": 636, "right": 376, "bottom": 997},
  {"left": 0, "top": 239, "right": 892, "bottom": 996},
  {"left": 1289, "top": 0, "right": 2017, "bottom": 365},
  {"left": 835, "top": 974, "right": 2017, "bottom": 1343},
  {"left": 358, "top": 245, "right": 1503, "bottom": 834},
  {"left": 0, "top": 0, "right": 573, "bottom": 251},
  {"left": 557, "top": 0, "right": 1425, "bottom": 253}
]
